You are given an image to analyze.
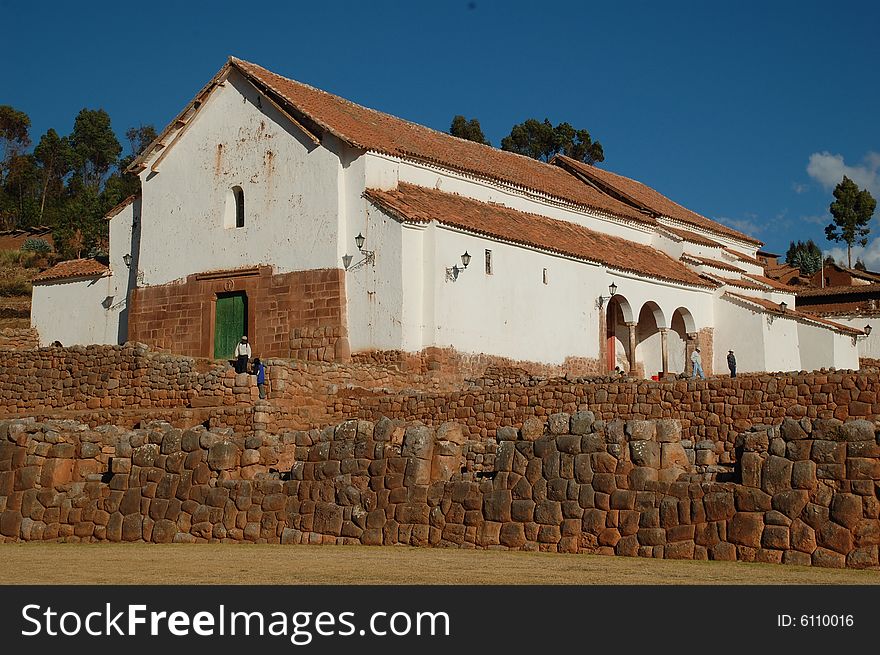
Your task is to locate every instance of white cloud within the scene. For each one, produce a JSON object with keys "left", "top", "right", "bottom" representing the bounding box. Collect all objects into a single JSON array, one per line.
[
  {"left": 824, "top": 238, "right": 880, "bottom": 269},
  {"left": 717, "top": 215, "right": 765, "bottom": 234},
  {"left": 806, "top": 151, "right": 880, "bottom": 196},
  {"left": 791, "top": 182, "right": 809, "bottom": 194},
  {"left": 800, "top": 214, "right": 828, "bottom": 226}
]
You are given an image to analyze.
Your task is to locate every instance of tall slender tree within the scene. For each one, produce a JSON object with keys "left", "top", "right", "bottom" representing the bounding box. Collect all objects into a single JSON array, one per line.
[
  {"left": 33, "top": 129, "right": 72, "bottom": 223},
  {"left": 825, "top": 176, "right": 876, "bottom": 268}
]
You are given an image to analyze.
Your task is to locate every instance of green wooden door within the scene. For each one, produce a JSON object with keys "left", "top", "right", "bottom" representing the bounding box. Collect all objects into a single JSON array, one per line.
[{"left": 214, "top": 293, "right": 247, "bottom": 359}]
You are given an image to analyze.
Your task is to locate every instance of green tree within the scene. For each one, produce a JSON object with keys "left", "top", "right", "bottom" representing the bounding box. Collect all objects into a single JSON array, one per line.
[
  {"left": 33, "top": 129, "right": 72, "bottom": 223},
  {"left": 500, "top": 118, "right": 604, "bottom": 164},
  {"left": 1, "top": 154, "right": 40, "bottom": 228},
  {"left": 825, "top": 176, "right": 876, "bottom": 268},
  {"left": 785, "top": 239, "right": 823, "bottom": 275},
  {"left": 450, "top": 116, "right": 490, "bottom": 145},
  {"left": 69, "top": 108, "right": 122, "bottom": 191},
  {"left": 103, "top": 124, "right": 157, "bottom": 204},
  {"left": 0, "top": 105, "right": 31, "bottom": 170}
]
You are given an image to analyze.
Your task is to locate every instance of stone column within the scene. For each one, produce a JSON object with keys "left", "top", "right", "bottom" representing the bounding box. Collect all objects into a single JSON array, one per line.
[
  {"left": 660, "top": 328, "right": 669, "bottom": 377},
  {"left": 685, "top": 332, "right": 697, "bottom": 376},
  {"left": 626, "top": 322, "right": 638, "bottom": 373}
]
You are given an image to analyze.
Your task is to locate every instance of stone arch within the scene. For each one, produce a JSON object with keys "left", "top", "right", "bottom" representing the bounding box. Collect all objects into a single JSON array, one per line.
[
  {"left": 606, "top": 295, "right": 634, "bottom": 373},
  {"left": 636, "top": 302, "right": 666, "bottom": 378},
  {"left": 669, "top": 307, "right": 696, "bottom": 374}
]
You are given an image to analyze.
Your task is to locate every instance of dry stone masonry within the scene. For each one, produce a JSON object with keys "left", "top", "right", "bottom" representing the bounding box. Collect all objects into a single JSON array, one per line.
[
  {"left": 1, "top": 413, "right": 877, "bottom": 569},
  {"left": 5, "top": 345, "right": 880, "bottom": 452}
]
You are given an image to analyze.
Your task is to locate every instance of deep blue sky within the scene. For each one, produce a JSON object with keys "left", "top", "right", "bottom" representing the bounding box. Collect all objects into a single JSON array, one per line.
[{"left": 5, "top": 0, "right": 879, "bottom": 262}]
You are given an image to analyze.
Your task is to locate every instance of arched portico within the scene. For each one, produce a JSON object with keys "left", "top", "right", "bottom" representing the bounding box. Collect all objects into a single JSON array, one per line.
[{"left": 636, "top": 301, "right": 668, "bottom": 379}]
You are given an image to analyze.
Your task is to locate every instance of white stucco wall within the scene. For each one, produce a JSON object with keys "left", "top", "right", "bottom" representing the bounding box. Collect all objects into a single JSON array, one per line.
[
  {"left": 798, "top": 322, "right": 860, "bottom": 371},
  {"left": 824, "top": 316, "right": 880, "bottom": 360},
  {"left": 137, "top": 69, "right": 342, "bottom": 286},
  {"left": 347, "top": 203, "right": 716, "bottom": 366},
  {"left": 31, "top": 274, "right": 124, "bottom": 346},
  {"left": 713, "top": 297, "right": 766, "bottom": 373},
  {"left": 830, "top": 331, "right": 861, "bottom": 370},
  {"left": 107, "top": 198, "right": 140, "bottom": 343}
]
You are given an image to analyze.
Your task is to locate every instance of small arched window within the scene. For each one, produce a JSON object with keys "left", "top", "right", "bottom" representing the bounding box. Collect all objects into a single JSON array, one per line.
[
  {"left": 224, "top": 186, "right": 245, "bottom": 229},
  {"left": 233, "top": 186, "right": 244, "bottom": 228}
]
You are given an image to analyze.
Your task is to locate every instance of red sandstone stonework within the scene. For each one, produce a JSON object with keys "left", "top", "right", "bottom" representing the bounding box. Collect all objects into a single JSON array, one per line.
[{"left": 128, "top": 266, "right": 347, "bottom": 361}]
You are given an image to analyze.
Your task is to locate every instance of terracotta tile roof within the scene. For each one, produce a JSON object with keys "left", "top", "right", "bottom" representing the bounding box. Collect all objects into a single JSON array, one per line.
[
  {"left": 32, "top": 258, "right": 109, "bottom": 283},
  {"left": 225, "top": 59, "right": 653, "bottom": 225},
  {"left": 104, "top": 193, "right": 140, "bottom": 220},
  {"left": 797, "top": 302, "right": 880, "bottom": 316},
  {"left": 723, "top": 248, "right": 762, "bottom": 266},
  {"left": 658, "top": 225, "right": 721, "bottom": 247},
  {"left": 680, "top": 254, "right": 744, "bottom": 273},
  {"left": 796, "top": 283, "right": 880, "bottom": 298},
  {"left": 365, "top": 183, "right": 712, "bottom": 288},
  {"left": 553, "top": 155, "right": 762, "bottom": 246},
  {"left": 725, "top": 292, "right": 863, "bottom": 336},
  {"left": 742, "top": 273, "right": 796, "bottom": 291},
  {"left": 703, "top": 274, "right": 767, "bottom": 292}
]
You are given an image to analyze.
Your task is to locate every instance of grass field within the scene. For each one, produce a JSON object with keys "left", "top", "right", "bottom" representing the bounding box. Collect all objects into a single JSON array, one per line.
[{"left": 2, "top": 543, "right": 878, "bottom": 585}]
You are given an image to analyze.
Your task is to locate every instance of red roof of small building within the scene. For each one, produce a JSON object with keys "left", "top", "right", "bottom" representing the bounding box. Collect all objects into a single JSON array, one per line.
[
  {"left": 365, "top": 183, "right": 712, "bottom": 288},
  {"left": 32, "top": 258, "right": 109, "bottom": 283},
  {"left": 104, "top": 193, "right": 140, "bottom": 220}
]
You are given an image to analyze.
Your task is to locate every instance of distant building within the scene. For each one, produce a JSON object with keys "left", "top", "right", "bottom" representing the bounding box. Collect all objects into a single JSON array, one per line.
[{"left": 30, "top": 58, "right": 862, "bottom": 375}]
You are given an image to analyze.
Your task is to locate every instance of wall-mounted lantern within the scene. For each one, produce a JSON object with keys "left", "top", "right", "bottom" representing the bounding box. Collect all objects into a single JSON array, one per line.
[
  {"left": 123, "top": 253, "right": 132, "bottom": 268},
  {"left": 445, "top": 251, "right": 471, "bottom": 282},
  {"left": 342, "top": 233, "right": 375, "bottom": 271},
  {"left": 779, "top": 301, "right": 787, "bottom": 313},
  {"left": 596, "top": 282, "right": 619, "bottom": 309},
  {"left": 865, "top": 324, "right": 873, "bottom": 336}
]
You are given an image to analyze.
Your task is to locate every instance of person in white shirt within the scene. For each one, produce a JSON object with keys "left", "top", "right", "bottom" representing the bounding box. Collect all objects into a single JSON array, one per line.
[
  {"left": 690, "top": 347, "right": 705, "bottom": 380},
  {"left": 234, "top": 336, "right": 252, "bottom": 373}
]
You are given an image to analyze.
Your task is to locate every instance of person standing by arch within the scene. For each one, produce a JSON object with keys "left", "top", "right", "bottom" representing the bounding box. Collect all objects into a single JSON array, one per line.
[{"left": 690, "top": 347, "right": 705, "bottom": 380}]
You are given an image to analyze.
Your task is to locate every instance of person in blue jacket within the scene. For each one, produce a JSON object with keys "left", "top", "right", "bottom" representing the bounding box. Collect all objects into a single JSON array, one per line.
[{"left": 252, "top": 358, "right": 267, "bottom": 399}]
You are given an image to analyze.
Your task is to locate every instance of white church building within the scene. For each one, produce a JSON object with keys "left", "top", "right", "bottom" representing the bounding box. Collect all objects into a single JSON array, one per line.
[{"left": 31, "top": 57, "right": 863, "bottom": 377}]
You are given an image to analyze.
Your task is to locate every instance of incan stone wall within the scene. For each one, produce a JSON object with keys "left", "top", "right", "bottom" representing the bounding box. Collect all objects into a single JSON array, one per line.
[
  {"left": 1, "top": 415, "right": 877, "bottom": 569},
  {"left": 3, "top": 345, "right": 880, "bottom": 456}
]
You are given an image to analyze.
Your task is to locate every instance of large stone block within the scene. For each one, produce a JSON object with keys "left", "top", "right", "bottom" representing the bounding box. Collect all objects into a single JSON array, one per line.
[
  {"left": 207, "top": 441, "right": 240, "bottom": 471},
  {"left": 772, "top": 490, "right": 809, "bottom": 519},
  {"left": 660, "top": 443, "right": 689, "bottom": 470},
  {"left": 483, "top": 490, "right": 512, "bottom": 523},
  {"left": 626, "top": 420, "right": 656, "bottom": 441},
  {"left": 761, "top": 456, "right": 792, "bottom": 496},
  {"left": 132, "top": 444, "right": 160, "bottom": 468},
  {"left": 520, "top": 418, "right": 545, "bottom": 441},
  {"left": 499, "top": 522, "right": 526, "bottom": 548},
  {"left": 630, "top": 440, "right": 660, "bottom": 468},
  {"left": 727, "top": 512, "right": 764, "bottom": 548},
  {"left": 655, "top": 420, "right": 681, "bottom": 443},
  {"left": 313, "top": 502, "right": 343, "bottom": 536},
  {"left": 534, "top": 500, "right": 563, "bottom": 525},
  {"left": 402, "top": 425, "right": 435, "bottom": 460},
  {"left": 570, "top": 411, "right": 595, "bottom": 435},
  {"left": 548, "top": 413, "right": 570, "bottom": 435}
]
